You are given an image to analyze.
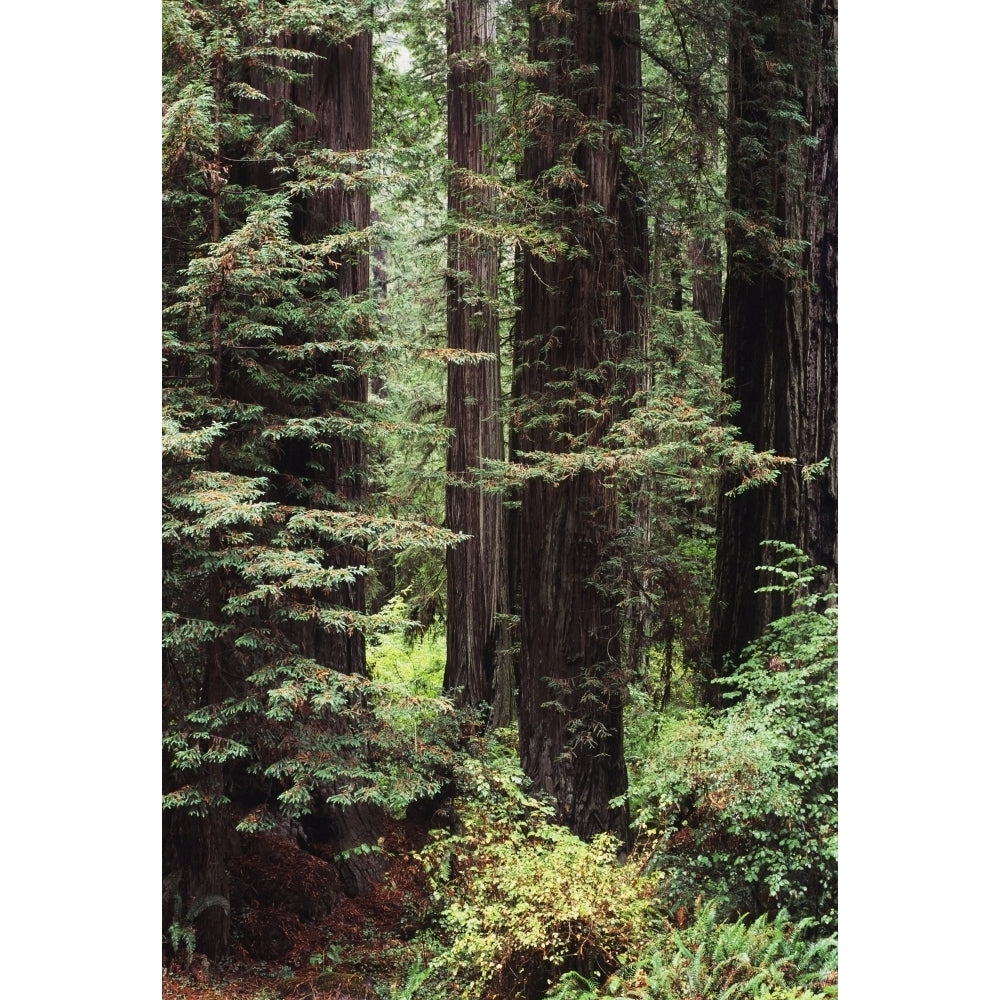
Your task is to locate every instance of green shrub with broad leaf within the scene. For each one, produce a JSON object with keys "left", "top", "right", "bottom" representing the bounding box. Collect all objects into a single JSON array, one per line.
[
  {"left": 409, "top": 748, "right": 663, "bottom": 1000},
  {"left": 620, "top": 543, "right": 837, "bottom": 928}
]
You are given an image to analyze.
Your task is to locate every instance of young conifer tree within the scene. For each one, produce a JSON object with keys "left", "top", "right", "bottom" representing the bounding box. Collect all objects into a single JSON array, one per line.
[
  {"left": 509, "top": 0, "right": 648, "bottom": 843},
  {"left": 162, "top": 1, "right": 461, "bottom": 956}
]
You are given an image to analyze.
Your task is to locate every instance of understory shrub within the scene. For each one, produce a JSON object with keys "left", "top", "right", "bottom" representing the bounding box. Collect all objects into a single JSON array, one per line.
[
  {"left": 621, "top": 544, "right": 837, "bottom": 928},
  {"left": 413, "top": 751, "right": 663, "bottom": 1000}
]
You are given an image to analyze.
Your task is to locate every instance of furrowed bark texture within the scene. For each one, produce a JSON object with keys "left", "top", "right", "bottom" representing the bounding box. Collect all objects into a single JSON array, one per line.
[
  {"left": 512, "top": 0, "right": 647, "bottom": 843},
  {"left": 691, "top": 238, "right": 723, "bottom": 324},
  {"left": 286, "top": 32, "right": 388, "bottom": 894},
  {"left": 288, "top": 31, "right": 372, "bottom": 679},
  {"left": 231, "top": 31, "right": 373, "bottom": 674},
  {"left": 710, "top": 0, "right": 837, "bottom": 695},
  {"left": 164, "top": 640, "right": 233, "bottom": 958},
  {"left": 443, "top": 0, "right": 513, "bottom": 727}
]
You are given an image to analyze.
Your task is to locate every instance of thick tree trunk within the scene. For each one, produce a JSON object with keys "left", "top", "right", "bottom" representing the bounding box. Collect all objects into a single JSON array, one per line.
[
  {"left": 225, "top": 30, "right": 386, "bottom": 896},
  {"left": 229, "top": 34, "right": 373, "bottom": 674},
  {"left": 287, "top": 31, "right": 389, "bottom": 892},
  {"left": 164, "top": 787, "right": 233, "bottom": 960},
  {"left": 709, "top": 0, "right": 837, "bottom": 697},
  {"left": 443, "top": 0, "right": 513, "bottom": 728},
  {"left": 289, "top": 31, "right": 373, "bottom": 677},
  {"left": 164, "top": 640, "right": 234, "bottom": 959},
  {"left": 511, "top": 0, "right": 647, "bottom": 843}
]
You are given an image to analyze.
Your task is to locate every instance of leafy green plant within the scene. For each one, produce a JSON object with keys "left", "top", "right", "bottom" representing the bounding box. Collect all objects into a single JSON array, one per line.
[
  {"left": 367, "top": 595, "right": 446, "bottom": 695},
  {"left": 166, "top": 920, "right": 198, "bottom": 966},
  {"left": 380, "top": 955, "right": 436, "bottom": 1000},
  {"left": 412, "top": 753, "right": 663, "bottom": 1000},
  {"left": 309, "top": 943, "right": 343, "bottom": 972},
  {"left": 621, "top": 545, "right": 837, "bottom": 928},
  {"left": 548, "top": 901, "right": 837, "bottom": 999},
  {"left": 164, "top": 891, "right": 230, "bottom": 966}
]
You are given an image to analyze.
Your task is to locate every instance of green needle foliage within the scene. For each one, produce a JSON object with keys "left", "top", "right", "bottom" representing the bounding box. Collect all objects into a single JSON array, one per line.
[{"left": 162, "top": 0, "right": 474, "bottom": 957}]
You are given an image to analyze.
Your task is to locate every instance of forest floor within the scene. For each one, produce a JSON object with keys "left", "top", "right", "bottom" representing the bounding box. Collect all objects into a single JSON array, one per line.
[{"left": 162, "top": 818, "right": 436, "bottom": 1000}]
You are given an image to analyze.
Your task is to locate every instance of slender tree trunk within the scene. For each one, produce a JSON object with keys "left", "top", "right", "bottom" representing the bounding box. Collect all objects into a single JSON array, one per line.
[
  {"left": 511, "top": 0, "right": 647, "bottom": 843},
  {"left": 709, "top": 0, "right": 837, "bottom": 698},
  {"left": 443, "top": 0, "right": 513, "bottom": 728}
]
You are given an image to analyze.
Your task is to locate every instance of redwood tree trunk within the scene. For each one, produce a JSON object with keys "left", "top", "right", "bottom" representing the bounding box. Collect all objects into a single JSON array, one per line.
[
  {"left": 443, "top": 0, "right": 513, "bottom": 728},
  {"left": 511, "top": 0, "right": 647, "bottom": 843},
  {"left": 709, "top": 0, "right": 837, "bottom": 696},
  {"left": 289, "top": 30, "right": 373, "bottom": 677},
  {"left": 288, "top": 31, "right": 388, "bottom": 894},
  {"left": 231, "top": 29, "right": 385, "bottom": 894},
  {"left": 691, "top": 238, "right": 723, "bottom": 324}
]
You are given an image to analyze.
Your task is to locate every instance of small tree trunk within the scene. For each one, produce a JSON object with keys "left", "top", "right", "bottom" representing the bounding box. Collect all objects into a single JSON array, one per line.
[{"left": 691, "top": 238, "right": 723, "bottom": 324}]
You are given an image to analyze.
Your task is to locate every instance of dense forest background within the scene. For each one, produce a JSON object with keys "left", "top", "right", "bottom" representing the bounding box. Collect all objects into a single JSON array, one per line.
[
  {"left": 159, "top": 3, "right": 840, "bottom": 996},
  {"left": 7, "top": 3, "right": 994, "bottom": 999}
]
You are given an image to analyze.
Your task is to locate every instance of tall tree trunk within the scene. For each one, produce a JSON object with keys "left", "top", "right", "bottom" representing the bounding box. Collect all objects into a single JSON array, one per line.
[
  {"left": 288, "top": 30, "right": 388, "bottom": 894},
  {"left": 709, "top": 0, "right": 837, "bottom": 698},
  {"left": 228, "top": 28, "right": 385, "bottom": 896},
  {"left": 165, "top": 75, "right": 234, "bottom": 957},
  {"left": 289, "top": 30, "right": 372, "bottom": 677},
  {"left": 511, "top": 0, "right": 647, "bottom": 844},
  {"left": 443, "top": 0, "right": 513, "bottom": 728}
]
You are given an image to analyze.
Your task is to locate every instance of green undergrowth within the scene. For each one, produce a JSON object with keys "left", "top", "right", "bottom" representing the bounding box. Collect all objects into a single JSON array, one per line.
[
  {"left": 547, "top": 900, "right": 837, "bottom": 999},
  {"left": 380, "top": 742, "right": 660, "bottom": 1000},
  {"left": 375, "top": 728, "right": 836, "bottom": 1000},
  {"left": 618, "top": 544, "right": 838, "bottom": 929},
  {"left": 349, "top": 547, "right": 836, "bottom": 999},
  {"left": 367, "top": 595, "right": 446, "bottom": 697}
]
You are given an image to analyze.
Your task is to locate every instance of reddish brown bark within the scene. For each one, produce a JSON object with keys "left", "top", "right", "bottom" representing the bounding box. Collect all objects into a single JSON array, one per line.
[
  {"left": 443, "top": 0, "right": 513, "bottom": 727},
  {"left": 282, "top": 31, "right": 388, "bottom": 893},
  {"left": 287, "top": 31, "right": 373, "bottom": 678},
  {"left": 691, "top": 238, "right": 723, "bottom": 324},
  {"left": 193, "top": 32, "right": 383, "bottom": 926},
  {"left": 710, "top": 0, "right": 837, "bottom": 695},
  {"left": 511, "top": 0, "right": 647, "bottom": 843}
]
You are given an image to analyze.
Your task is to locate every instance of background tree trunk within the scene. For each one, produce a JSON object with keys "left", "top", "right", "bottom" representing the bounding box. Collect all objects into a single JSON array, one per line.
[
  {"left": 709, "top": 0, "right": 837, "bottom": 698},
  {"left": 691, "top": 238, "right": 723, "bottom": 324},
  {"left": 443, "top": 0, "right": 513, "bottom": 728},
  {"left": 511, "top": 0, "right": 647, "bottom": 843}
]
